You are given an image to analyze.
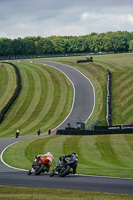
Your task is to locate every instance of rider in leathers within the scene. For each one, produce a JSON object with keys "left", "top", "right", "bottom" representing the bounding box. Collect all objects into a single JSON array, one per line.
[
  {"left": 60, "top": 152, "right": 78, "bottom": 174},
  {"left": 35, "top": 152, "right": 54, "bottom": 172}
]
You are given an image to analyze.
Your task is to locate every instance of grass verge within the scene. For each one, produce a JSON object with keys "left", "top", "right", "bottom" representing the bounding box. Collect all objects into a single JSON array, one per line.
[{"left": 0, "top": 185, "right": 133, "bottom": 200}]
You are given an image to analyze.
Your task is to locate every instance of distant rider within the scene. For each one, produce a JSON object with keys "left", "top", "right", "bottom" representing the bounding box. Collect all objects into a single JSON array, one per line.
[
  {"left": 15, "top": 130, "right": 20, "bottom": 138},
  {"left": 35, "top": 152, "right": 54, "bottom": 172},
  {"left": 37, "top": 128, "right": 41, "bottom": 136}
]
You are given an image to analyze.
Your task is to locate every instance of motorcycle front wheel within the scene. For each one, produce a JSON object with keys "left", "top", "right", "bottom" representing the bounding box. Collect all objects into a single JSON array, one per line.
[
  {"left": 50, "top": 169, "right": 55, "bottom": 177},
  {"left": 28, "top": 168, "right": 32, "bottom": 175},
  {"left": 59, "top": 165, "right": 71, "bottom": 177}
]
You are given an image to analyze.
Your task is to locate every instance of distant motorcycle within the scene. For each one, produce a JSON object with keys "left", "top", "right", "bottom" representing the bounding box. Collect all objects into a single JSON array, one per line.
[
  {"left": 28, "top": 156, "right": 49, "bottom": 175},
  {"left": 15, "top": 130, "right": 19, "bottom": 138},
  {"left": 50, "top": 154, "right": 78, "bottom": 177}
]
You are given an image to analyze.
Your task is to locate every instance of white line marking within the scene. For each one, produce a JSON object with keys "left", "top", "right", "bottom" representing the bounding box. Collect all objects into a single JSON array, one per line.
[{"left": 0, "top": 141, "right": 28, "bottom": 171}]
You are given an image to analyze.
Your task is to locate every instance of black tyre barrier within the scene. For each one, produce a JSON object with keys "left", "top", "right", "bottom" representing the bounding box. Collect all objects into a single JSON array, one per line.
[
  {"left": 0, "top": 62, "right": 22, "bottom": 124},
  {"left": 77, "top": 59, "right": 93, "bottom": 63},
  {"left": 106, "top": 69, "right": 112, "bottom": 126},
  {"left": 56, "top": 127, "right": 133, "bottom": 135}
]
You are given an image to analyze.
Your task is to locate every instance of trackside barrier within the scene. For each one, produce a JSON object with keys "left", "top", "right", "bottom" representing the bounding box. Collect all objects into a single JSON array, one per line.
[
  {"left": 56, "top": 127, "right": 133, "bottom": 135},
  {"left": 86, "top": 118, "right": 100, "bottom": 130},
  {"left": 106, "top": 69, "right": 112, "bottom": 126}
]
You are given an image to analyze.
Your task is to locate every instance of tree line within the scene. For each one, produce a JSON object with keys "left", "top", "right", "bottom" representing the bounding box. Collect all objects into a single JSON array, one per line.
[{"left": 1, "top": 31, "right": 133, "bottom": 57}]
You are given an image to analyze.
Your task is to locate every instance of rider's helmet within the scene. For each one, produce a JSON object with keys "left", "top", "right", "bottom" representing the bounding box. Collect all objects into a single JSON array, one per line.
[
  {"left": 44, "top": 152, "right": 54, "bottom": 159},
  {"left": 72, "top": 152, "right": 76, "bottom": 155},
  {"left": 71, "top": 152, "right": 78, "bottom": 160},
  {"left": 46, "top": 152, "right": 52, "bottom": 156}
]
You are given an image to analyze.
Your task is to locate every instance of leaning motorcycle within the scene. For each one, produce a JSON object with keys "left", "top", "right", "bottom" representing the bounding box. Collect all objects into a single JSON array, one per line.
[
  {"left": 28, "top": 156, "right": 49, "bottom": 175},
  {"left": 50, "top": 155, "right": 78, "bottom": 177}
]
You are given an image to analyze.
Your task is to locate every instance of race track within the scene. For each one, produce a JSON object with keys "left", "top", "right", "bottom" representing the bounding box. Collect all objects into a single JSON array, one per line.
[
  {"left": 39, "top": 61, "right": 95, "bottom": 129},
  {"left": 0, "top": 61, "right": 133, "bottom": 195}
]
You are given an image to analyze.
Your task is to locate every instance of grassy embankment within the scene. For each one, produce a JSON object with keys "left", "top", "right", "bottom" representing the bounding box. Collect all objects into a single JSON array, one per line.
[
  {"left": 0, "top": 62, "right": 73, "bottom": 138},
  {"left": 0, "top": 185, "right": 133, "bottom": 200}
]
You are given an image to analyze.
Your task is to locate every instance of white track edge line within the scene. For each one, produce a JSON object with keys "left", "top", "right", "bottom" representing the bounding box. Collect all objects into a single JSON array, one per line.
[{"left": 0, "top": 141, "right": 28, "bottom": 171}]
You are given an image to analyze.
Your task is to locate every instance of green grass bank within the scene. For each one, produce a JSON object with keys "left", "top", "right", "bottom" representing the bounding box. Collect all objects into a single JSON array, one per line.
[{"left": 3, "top": 134, "right": 133, "bottom": 178}]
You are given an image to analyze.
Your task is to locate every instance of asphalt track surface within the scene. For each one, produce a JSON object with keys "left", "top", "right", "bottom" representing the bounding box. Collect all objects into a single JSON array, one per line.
[
  {"left": 0, "top": 61, "right": 133, "bottom": 195},
  {"left": 40, "top": 61, "right": 95, "bottom": 129}
]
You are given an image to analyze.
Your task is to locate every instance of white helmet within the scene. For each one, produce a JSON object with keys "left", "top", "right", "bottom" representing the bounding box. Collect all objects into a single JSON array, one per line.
[{"left": 47, "top": 152, "right": 52, "bottom": 156}]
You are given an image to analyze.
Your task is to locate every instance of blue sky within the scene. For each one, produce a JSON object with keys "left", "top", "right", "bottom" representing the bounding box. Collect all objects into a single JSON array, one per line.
[{"left": 0, "top": 0, "right": 133, "bottom": 38}]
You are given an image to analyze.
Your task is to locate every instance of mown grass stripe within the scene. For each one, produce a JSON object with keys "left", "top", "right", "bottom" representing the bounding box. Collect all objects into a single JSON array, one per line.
[
  {"left": 19, "top": 64, "right": 54, "bottom": 134},
  {"left": 95, "top": 61, "right": 120, "bottom": 72},
  {"left": 121, "top": 88, "right": 133, "bottom": 103},
  {"left": 95, "top": 135, "right": 127, "bottom": 168},
  {"left": 122, "top": 108, "right": 133, "bottom": 122},
  {"left": 79, "top": 135, "right": 107, "bottom": 168},
  {"left": 111, "top": 134, "right": 133, "bottom": 168},
  {"left": 122, "top": 98, "right": 133, "bottom": 112},
  {"left": 119, "top": 75, "right": 133, "bottom": 91},
  {"left": 14, "top": 67, "right": 41, "bottom": 128},
  {"left": 113, "top": 71, "right": 127, "bottom": 86}
]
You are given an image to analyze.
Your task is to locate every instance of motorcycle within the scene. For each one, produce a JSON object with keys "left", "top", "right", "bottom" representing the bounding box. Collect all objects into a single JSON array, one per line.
[
  {"left": 28, "top": 156, "right": 49, "bottom": 175},
  {"left": 50, "top": 154, "right": 78, "bottom": 177}
]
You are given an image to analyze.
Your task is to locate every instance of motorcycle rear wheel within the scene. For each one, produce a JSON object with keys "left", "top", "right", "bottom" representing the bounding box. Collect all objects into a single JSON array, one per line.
[
  {"left": 59, "top": 165, "right": 71, "bottom": 177},
  {"left": 35, "top": 164, "right": 45, "bottom": 175}
]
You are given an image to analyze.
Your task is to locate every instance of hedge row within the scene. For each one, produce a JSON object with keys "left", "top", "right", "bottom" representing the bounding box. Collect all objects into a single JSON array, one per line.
[{"left": 0, "top": 62, "right": 22, "bottom": 124}]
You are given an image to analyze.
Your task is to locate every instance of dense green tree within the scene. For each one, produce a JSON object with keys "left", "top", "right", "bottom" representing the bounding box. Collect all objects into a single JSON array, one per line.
[
  {"left": 1, "top": 31, "right": 133, "bottom": 57},
  {"left": 129, "top": 40, "right": 133, "bottom": 51}
]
